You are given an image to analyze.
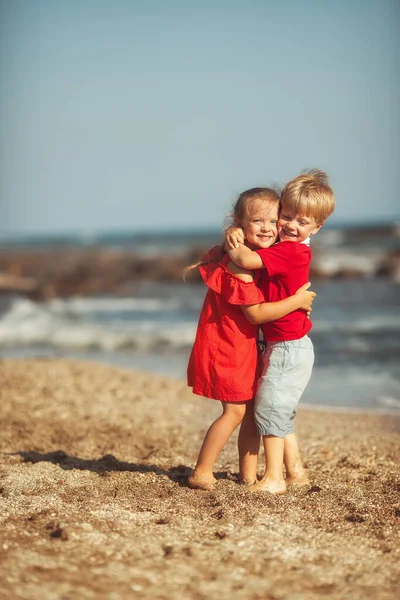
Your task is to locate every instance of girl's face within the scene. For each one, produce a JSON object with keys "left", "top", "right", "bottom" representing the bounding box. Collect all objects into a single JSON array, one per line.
[{"left": 241, "top": 202, "right": 279, "bottom": 249}]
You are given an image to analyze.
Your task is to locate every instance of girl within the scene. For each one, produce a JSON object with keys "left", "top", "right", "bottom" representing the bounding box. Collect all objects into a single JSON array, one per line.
[{"left": 186, "top": 188, "right": 315, "bottom": 490}]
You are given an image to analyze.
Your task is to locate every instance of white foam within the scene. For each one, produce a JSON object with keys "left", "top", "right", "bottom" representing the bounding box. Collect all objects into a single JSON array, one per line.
[
  {"left": 312, "top": 313, "right": 400, "bottom": 333},
  {"left": 377, "top": 395, "right": 400, "bottom": 409},
  {"left": 306, "top": 366, "right": 400, "bottom": 412},
  {"left": 0, "top": 298, "right": 197, "bottom": 351},
  {"left": 312, "top": 249, "right": 385, "bottom": 277},
  {"left": 48, "top": 296, "right": 181, "bottom": 314}
]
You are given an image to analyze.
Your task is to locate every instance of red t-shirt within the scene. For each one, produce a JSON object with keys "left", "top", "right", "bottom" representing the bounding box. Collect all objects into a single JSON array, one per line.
[{"left": 256, "top": 241, "right": 312, "bottom": 342}]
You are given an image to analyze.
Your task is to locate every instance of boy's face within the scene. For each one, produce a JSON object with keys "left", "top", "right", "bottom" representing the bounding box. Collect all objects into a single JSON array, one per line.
[{"left": 278, "top": 204, "right": 322, "bottom": 243}]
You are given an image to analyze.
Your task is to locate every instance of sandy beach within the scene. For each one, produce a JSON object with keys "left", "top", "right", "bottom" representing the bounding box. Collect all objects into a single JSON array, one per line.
[{"left": 0, "top": 358, "right": 399, "bottom": 599}]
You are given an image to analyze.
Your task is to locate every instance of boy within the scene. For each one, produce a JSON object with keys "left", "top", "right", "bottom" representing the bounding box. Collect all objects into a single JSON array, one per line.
[{"left": 227, "top": 169, "right": 335, "bottom": 494}]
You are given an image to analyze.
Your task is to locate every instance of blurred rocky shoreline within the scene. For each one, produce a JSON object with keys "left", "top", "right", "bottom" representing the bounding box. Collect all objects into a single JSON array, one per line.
[{"left": 0, "top": 223, "right": 399, "bottom": 300}]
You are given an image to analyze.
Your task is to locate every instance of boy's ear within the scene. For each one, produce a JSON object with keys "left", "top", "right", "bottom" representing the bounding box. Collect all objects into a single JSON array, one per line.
[{"left": 312, "top": 222, "right": 324, "bottom": 235}]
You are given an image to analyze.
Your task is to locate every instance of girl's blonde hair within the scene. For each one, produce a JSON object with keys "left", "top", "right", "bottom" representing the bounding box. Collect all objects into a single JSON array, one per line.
[
  {"left": 184, "top": 187, "right": 280, "bottom": 279},
  {"left": 224, "top": 186, "right": 280, "bottom": 230}
]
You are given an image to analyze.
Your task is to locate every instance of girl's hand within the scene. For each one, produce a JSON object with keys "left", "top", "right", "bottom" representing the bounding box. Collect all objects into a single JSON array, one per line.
[
  {"left": 225, "top": 226, "right": 245, "bottom": 249},
  {"left": 295, "top": 282, "right": 316, "bottom": 314}
]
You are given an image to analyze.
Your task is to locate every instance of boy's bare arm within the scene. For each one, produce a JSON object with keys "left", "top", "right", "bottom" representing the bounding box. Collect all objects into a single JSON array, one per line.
[
  {"left": 225, "top": 226, "right": 245, "bottom": 249},
  {"left": 241, "top": 283, "right": 315, "bottom": 325},
  {"left": 225, "top": 226, "right": 263, "bottom": 269},
  {"left": 228, "top": 245, "right": 264, "bottom": 270}
]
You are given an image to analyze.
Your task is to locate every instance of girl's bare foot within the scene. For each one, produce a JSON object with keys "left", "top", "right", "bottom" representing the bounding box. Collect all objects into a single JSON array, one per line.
[
  {"left": 248, "top": 477, "right": 286, "bottom": 495},
  {"left": 188, "top": 471, "right": 216, "bottom": 490},
  {"left": 285, "top": 473, "right": 311, "bottom": 487}
]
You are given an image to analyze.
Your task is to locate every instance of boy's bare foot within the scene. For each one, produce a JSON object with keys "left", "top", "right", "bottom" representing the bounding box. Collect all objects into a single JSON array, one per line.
[
  {"left": 248, "top": 477, "right": 286, "bottom": 495},
  {"left": 188, "top": 471, "right": 216, "bottom": 490},
  {"left": 239, "top": 478, "right": 257, "bottom": 487},
  {"left": 285, "top": 473, "right": 311, "bottom": 487}
]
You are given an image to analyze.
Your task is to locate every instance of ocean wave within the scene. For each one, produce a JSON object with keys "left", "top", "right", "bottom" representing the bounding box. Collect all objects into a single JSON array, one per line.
[
  {"left": 305, "top": 365, "right": 400, "bottom": 412},
  {"left": 0, "top": 298, "right": 197, "bottom": 351},
  {"left": 1, "top": 296, "right": 400, "bottom": 353},
  {"left": 311, "top": 249, "right": 387, "bottom": 277},
  {"left": 311, "top": 314, "right": 400, "bottom": 333},
  {"left": 48, "top": 296, "right": 184, "bottom": 314}
]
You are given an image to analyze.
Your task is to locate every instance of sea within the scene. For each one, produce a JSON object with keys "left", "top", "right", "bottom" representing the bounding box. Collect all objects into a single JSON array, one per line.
[{"left": 0, "top": 224, "right": 399, "bottom": 414}]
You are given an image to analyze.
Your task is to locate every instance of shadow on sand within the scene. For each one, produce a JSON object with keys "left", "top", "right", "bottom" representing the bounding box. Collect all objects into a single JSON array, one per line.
[
  {"left": 14, "top": 450, "right": 193, "bottom": 486},
  {"left": 12, "top": 450, "right": 237, "bottom": 487}
]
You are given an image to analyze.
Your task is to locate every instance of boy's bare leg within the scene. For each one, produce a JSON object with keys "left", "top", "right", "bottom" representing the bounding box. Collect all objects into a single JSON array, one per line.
[
  {"left": 249, "top": 435, "right": 286, "bottom": 494},
  {"left": 238, "top": 400, "right": 260, "bottom": 485},
  {"left": 189, "top": 402, "right": 247, "bottom": 490},
  {"left": 284, "top": 433, "right": 310, "bottom": 486}
]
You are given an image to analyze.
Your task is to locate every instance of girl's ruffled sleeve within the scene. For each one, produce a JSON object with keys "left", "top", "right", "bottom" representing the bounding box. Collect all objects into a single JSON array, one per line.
[{"left": 199, "top": 260, "right": 265, "bottom": 305}]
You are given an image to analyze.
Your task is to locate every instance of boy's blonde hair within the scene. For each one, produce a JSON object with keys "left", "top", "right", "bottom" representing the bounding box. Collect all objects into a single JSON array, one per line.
[{"left": 281, "top": 169, "right": 335, "bottom": 225}]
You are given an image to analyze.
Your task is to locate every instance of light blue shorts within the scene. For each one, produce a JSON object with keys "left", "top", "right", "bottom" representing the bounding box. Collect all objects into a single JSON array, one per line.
[{"left": 254, "top": 335, "right": 314, "bottom": 438}]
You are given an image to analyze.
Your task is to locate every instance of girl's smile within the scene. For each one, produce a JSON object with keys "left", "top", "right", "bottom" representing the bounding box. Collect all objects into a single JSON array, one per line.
[{"left": 242, "top": 205, "right": 279, "bottom": 250}]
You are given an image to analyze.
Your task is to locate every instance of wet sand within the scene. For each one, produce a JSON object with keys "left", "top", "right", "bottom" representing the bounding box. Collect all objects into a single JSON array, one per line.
[{"left": 0, "top": 358, "right": 399, "bottom": 599}]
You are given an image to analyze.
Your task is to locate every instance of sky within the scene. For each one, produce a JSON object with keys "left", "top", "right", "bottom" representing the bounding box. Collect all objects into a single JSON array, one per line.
[{"left": 0, "top": 0, "right": 399, "bottom": 237}]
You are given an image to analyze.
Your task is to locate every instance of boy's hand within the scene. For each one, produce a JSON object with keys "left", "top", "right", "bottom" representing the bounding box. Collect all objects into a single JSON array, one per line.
[
  {"left": 225, "top": 226, "right": 245, "bottom": 249},
  {"left": 295, "top": 282, "right": 316, "bottom": 315}
]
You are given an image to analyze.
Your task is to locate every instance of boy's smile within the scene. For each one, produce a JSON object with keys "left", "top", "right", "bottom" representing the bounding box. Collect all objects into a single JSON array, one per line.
[{"left": 278, "top": 205, "right": 322, "bottom": 243}]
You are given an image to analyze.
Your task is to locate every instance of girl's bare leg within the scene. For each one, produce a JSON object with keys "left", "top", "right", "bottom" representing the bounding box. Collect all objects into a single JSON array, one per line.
[
  {"left": 249, "top": 435, "right": 286, "bottom": 494},
  {"left": 284, "top": 433, "right": 310, "bottom": 486},
  {"left": 189, "top": 402, "right": 247, "bottom": 490},
  {"left": 238, "top": 400, "right": 260, "bottom": 485}
]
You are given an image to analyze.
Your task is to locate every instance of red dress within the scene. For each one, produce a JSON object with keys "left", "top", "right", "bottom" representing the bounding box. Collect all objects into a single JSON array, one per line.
[{"left": 187, "top": 246, "right": 265, "bottom": 402}]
